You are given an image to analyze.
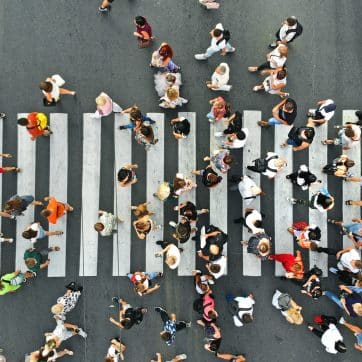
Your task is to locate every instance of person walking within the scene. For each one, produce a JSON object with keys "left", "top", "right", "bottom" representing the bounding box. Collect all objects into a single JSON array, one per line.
[
  {"left": 0, "top": 152, "right": 20, "bottom": 174},
  {"left": 288, "top": 189, "right": 335, "bottom": 212},
  {"left": 203, "top": 150, "right": 233, "bottom": 174},
  {"left": 307, "top": 99, "right": 336, "bottom": 126},
  {"left": 268, "top": 251, "right": 304, "bottom": 279},
  {"left": 150, "top": 43, "right": 181, "bottom": 72},
  {"left": 105, "top": 338, "right": 126, "bottom": 361},
  {"left": 127, "top": 271, "right": 163, "bottom": 296},
  {"left": 246, "top": 152, "right": 287, "bottom": 179},
  {"left": 206, "top": 63, "right": 232, "bottom": 91},
  {"left": 17, "top": 112, "right": 52, "bottom": 141},
  {"left": 94, "top": 210, "right": 123, "bottom": 237},
  {"left": 248, "top": 44, "right": 288, "bottom": 73},
  {"left": 174, "top": 201, "right": 208, "bottom": 224},
  {"left": 170, "top": 117, "right": 190, "bottom": 140},
  {"left": 226, "top": 293, "right": 255, "bottom": 327},
  {"left": 135, "top": 124, "right": 159, "bottom": 151},
  {"left": 168, "top": 217, "right": 195, "bottom": 244},
  {"left": 280, "top": 123, "right": 315, "bottom": 151},
  {"left": 234, "top": 208, "right": 265, "bottom": 234},
  {"left": 241, "top": 233, "right": 272, "bottom": 260},
  {"left": 39, "top": 75, "right": 75, "bottom": 105},
  {"left": 206, "top": 96, "right": 230, "bottom": 123},
  {"left": 133, "top": 16, "right": 154, "bottom": 48},
  {"left": 322, "top": 123, "right": 361, "bottom": 150},
  {"left": 92, "top": 92, "right": 122, "bottom": 119},
  {"left": 0, "top": 269, "right": 33, "bottom": 296},
  {"left": 287, "top": 222, "right": 321, "bottom": 250},
  {"left": 322, "top": 154, "right": 355, "bottom": 178},
  {"left": 195, "top": 23, "right": 235, "bottom": 60},
  {"left": 197, "top": 320, "right": 222, "bottom": 354},
  {"left": 271, "top": 290, "right": 303, "bottom": 325},
  {"left": 119, "top": 105, "right": 156, "bottom": 130},
  {"left": 327, "top": 218, "right": 362, "bottom": 247},
  {"left": 117, "top": 164, "right": 138, "bottom": 187},
  {"left": 258, "top": 98, "right": 297, "bottom": 127},
  {"left": 133, "top": 214, "right": 161, "bottom": 240},
  {"left": 252, "top": 68, "right": 289, "bottom": 98},
  {"left": 269, "top": 16, "right": 303, "bottom": 48},
  {"left": 3, "top": 194, "right": 42, "bottom": 219},
  {"left": 109, "top": 298, "right": 147, "bottom": 329},
  {"left": 206, "top": 255, "right": 227, "bottom": 280},
  {"left": 155, "top": 240, "right": 182, "bottom": 270},
  {"left": 154, "top": 307, "right": 191, "bottom": 346},
  {"left": 51, "top": 282, "right": 83, "bottom": 320},
  {"left": 307, "top": 316, "right": 346, "bottom": 354},
  {"left": 324, "top": 285, "right": 362, "bottom": 317},
  {"left": 155, "top": 72, "right": 182, "bottom": 98},
  {"left": 40, "top": 196, "right": 74, "bottom": 224},
  {"left": 159, "top": 87, "right": 188, "bottom": 109},
  {"left": 192, "top": 164, "right": 222, "bottom": 188},
  {"left": 22, "top": 222, "right": 63, "bottom": 244},
  {"left": 286, "top": 164, "right": 320, "bottom": 191},
  {"left": 23, "top": 246, "right": 60, "bottom": 274},
  {"left": 229, "top": 175, "right": 264, "bottom": 205}
]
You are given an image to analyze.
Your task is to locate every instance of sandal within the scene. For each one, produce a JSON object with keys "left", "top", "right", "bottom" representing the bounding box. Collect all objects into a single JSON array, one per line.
[
  {"left": 345, "top": 200, "right": 353, "bottom": 205},
  {"left": 321, "top": 140, "right": 328, "bottom": 145},
  {"left": 248, "top": 66, "right": 258, "bottom": 72},
  {"left": 280, "top": 143, "right": 287, "bottom": 148},
  {"left": 280, "top": 93, "right": 290, "bottom": 98},
  {"left": 52, "top": 246, "right": 61, "bottom": 251},
  {"left": 55, "top": 231, "right": 64, "bottom": 236},
  {"left": 327, "top": 219, "right": 338, "bottom": 224},
  {"left": 15, "top": 168, "right": 21, "bottom": 173},
  {"left": 253, "top": 86, "right": 262, "bottom": 92}
]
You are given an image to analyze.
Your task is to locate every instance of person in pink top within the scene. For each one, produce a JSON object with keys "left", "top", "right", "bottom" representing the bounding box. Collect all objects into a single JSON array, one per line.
[{"left": 93, "top": 92, "right": 123, "bottom": 119}]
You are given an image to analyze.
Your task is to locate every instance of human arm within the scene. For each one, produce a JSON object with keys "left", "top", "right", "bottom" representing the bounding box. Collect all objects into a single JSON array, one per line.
[
  {"left": 197, "top": 250, "right": 210, "bottom": 261},
  {"left": 125, "top": 163, "right": 138, "bottom": 170},
  {"left": 143, "top": 284, "right": 160, "bottom": 295},
  {"left": 0, "top": 153, "right": 11, "bottom": 158},
  {"left": 39, "top": 259, "right": 51, "bottom": 269},
  {"left": 121, "top": 106, "right": 136, "bottom": 114},
  {"left": 109, "top": 317, "right": 124, "bottom": 329},
  {"left": 271, "top": 100, "right": 289, "bottom": 124},
  {"left": 155, "top": 244, "right": 172, "bottom": 257},
  {"left": 293, "top": 142, "right": 310, "bottom": 152},
  {"left": 336, "top": 246, "right": 354, "bottom": 259}
]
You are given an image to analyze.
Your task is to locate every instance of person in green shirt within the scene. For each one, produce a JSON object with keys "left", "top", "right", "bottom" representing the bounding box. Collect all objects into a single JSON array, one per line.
[
  {"left": 0, "top": 269, "right": 34, "bottom": 295},
  {"left": 23, "top": 246, "right": 60, "bottom": 274}
]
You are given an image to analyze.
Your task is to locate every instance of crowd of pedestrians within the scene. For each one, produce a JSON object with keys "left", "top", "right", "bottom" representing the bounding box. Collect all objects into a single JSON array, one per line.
[{"left": 0, "top": 1, "right": 361, "bottom": 361}]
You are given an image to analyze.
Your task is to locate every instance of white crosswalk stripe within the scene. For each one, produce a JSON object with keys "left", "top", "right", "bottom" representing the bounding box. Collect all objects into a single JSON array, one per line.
[{"left": 2, "top": 111, "right": 360, "bottom": 277}]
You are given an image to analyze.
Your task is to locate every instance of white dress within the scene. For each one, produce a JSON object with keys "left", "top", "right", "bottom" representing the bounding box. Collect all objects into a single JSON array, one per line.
[
  {"left": 42, "top": 74, "right": 65, "bottom": 101},
  {"left": 154, "top": 72, "right": 182, "bottom": 97}
]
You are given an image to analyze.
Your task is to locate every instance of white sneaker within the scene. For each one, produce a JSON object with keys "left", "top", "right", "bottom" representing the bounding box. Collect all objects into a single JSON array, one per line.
[
  {"left": 169, "top": 221, "right": 177, "bottom": 228},
  {"left": 226, "top": 47, "right": 236, "bottom": 53},
  {"left": 77, "top": 328, "right": 87, "bottom": 338},
  {"left": 339, "top": 317, "right": 345, "bottom": 325},
  {"left": 176, "top": 354, "right": 187, "bottom": 360},
  {"left": 200, "top": 226, "right": 207, "bottom": 249},
  {"left": 195, "top": 54, "right": 208, "bottom": 60},
  {"left": 7, "top": 238, "right": 14, "bottom": 243}
]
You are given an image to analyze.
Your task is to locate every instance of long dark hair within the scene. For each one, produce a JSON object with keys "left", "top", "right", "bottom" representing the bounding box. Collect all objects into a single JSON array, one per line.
[{"left": 159, "top": 43, "right": 173, "bottom": 59}]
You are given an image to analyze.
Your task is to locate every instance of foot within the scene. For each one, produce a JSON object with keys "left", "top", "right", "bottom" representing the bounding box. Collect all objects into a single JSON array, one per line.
[
  {"left": 157, "top": 272, "right": 163, "bottom": 277},
  {"left": 345, "top": 200, "right": 353, "bottom": 205},
  {"left": 248, "top": 66, "right": 258, "bottom": 72},
  {"left": 54, "top": 231, "right": 64, "bottom": 236},
  {"left": 15, "top": 168, "right": 21, "bottom": 173},
  {"left": 203, "top": 156, "right": 211, "bottom": 161},
  {"left": 169, "top": 221, "right": 177, "bottom": 228},
  {"left": 329, "top": 267, "right": 338, "bottom": 274},
  {"left": 268, "top": 42, "right": 277, "bottom": 49},
  {"left": 0, "top": 113, "right": 6, "bottom": 119},
  {"left": 76, "top": 328, "right": 87, "bottom": 338},
  {"left": 253, "top": 85, "right": 262, "bottom": 92},
  {"left": 51, "top": 246, "right": 61, "bottom": 251},
  {"left": 70, "top": 91, "right": 76, "bottom": 96},
  {"left": 64, "top": 350, "right": 73, "bottom": 356},
  {"left": 6, "top": 238, "right": 13, "bottom": 243},
  {"left": 280, "top": 93, "right": 290, "bottom": 98},
  {"left": 286, "top": 197, "right": 297, "bottom": 205},
  {"left": 154, "top": 306, "right": 166, "bottom": 313},
  {"left": 192, "top": 269, "right": 202, "bottom": 276},
  {"left": 98, "top": 6, "right": 108, "bottom": 12},
  {"left": 338, "top": 317, "right": 345, "bottom": 325},
  {"left": 119, "top": 126, "right": 127, "bottom": 130},
  {"left": 194, "top": 53, "right": 208, "bottom": 60},
  {"left": 185, "top": 321, "right": 192, "bottom": 327},
  {"left": 258, "top": 121, "right": 270, "bottom": 127},
  {"left": 307, "top": 323, "right": 314, "bottom": 331}
]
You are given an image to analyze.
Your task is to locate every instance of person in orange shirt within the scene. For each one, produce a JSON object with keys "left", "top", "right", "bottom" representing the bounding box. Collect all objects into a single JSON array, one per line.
[
  {"left": 40, "top": 196, "right": 73, "bottom": 224},
  {"left": 17, "top": 112, "right": 52, "bottom": 141}
]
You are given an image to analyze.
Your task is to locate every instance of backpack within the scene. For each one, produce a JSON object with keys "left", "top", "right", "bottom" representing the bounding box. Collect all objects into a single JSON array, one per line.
[
  {"left": 286, "top": 22, "right": 303, "bottom": 38},
  {"left": 125, "top": 308, "right": 144, "bottom": 324},
  {"left": 253, "top": 155, "right": 278, "bottom": 173},
  {"left": 277, "top": 293, "right": 291, "bottom": 311},
  {"left": 216, "top": 29, "right": 231, "bottom": 45}
]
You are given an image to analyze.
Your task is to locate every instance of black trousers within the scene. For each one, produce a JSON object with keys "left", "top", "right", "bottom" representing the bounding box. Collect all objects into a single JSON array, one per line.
[
  {"left": 257, "top": 61, "right": 272, "bottom": 71},
  {"left": 157, "top": 308, "right": 187, "bottom": 331}
]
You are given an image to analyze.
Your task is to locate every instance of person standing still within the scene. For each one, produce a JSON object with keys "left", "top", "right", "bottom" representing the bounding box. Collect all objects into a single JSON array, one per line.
[{"left": 195, "top": 23, "right": 235, "bottom": 60}]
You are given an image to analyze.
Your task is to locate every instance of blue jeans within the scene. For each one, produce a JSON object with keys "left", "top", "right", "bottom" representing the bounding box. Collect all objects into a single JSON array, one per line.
[
  {"left": 324, "top": 291, "right": 343, "bottom": 309},
  {"left": 122, "top": 115, "right": 155, "bottom": 129},
  {"left": 207, "top": 111, "right": 214, "bottom": 120},
  {"left": 287, "top": 139, "right": 298, "bottom": 146},
  {"left": 268, "top": 117, "right": 282, "bottom": 125},
  {"left": 204, "top": 42, "right": 234, "bottom": 58}
]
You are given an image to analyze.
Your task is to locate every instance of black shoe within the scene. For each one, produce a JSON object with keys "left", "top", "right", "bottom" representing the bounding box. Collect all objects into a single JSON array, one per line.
[
  {"left": 112, "top": 297, "right": 120, "bottom": 305},
  {"left": 233, "top": 218, "right": 242, "bottom": 224},
  {"left": 191, "top": 236, "right": 198, "bottom": 241},
  {"left": 279, "top": 276, "right": 287, "bottom": 280},
  {"left": 286, "top": 175, "right": 291, "bottom": 179},
  {"left": 0, "top": 113, "right": 6, "bottom": 119},
  {"left": 119, "top": 126, "right": 126, "bottom": 130},
  {"left": 156, "top": 240, "right": 164, "bottom": 246},
  {"left": 355, "top": 110, "right": 362, "bottom": 120}
]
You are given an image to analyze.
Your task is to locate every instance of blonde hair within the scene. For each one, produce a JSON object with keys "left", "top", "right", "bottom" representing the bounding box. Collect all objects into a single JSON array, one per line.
[
  {"left": 166, "top": 255, "right": 177, "bottom": 266},
  {"left": 95, "top": 95, "right": 107, "bottom": 106},
  {"left": 353, "top": 303, "right": 362, "bottom": 316},
  {"left": 286, "top": 308, "right": 303, "bottom": 325},
  {"left": 166, "top": 87, "right": 179, "bottom": 101},
  {"left": 51, "top": 303, "right": 64, "bottom": 315}
]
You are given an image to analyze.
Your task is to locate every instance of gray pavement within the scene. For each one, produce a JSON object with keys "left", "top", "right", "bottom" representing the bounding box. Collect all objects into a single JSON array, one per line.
[{"left": 0, "top": 0, "right": 362, "bottom": 361}]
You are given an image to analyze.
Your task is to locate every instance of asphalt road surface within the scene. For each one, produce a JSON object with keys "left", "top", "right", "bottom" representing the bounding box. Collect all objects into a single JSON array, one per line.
[{"left": 0, "top": 1, "right": 361, "bottom": 361}]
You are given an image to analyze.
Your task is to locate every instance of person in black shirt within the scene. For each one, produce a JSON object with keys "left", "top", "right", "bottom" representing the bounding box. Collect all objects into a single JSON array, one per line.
[
  {"left": 174, "top": 201, "right": 209, "bottom": 223},
  {"left": 192, "top": 164, "right": 222, "bottom": 188},
  {"left": 109, "top": 298, "right": 147, "bottom": 329},
  {"left": 258, "top": 98, "right": 297, "bottom": 127},
  {"left": 223, "top": 111, "right": 243, "bottom": 134},
  {"left": 281, "top": 124, "right": 315, "bottom": 151}
]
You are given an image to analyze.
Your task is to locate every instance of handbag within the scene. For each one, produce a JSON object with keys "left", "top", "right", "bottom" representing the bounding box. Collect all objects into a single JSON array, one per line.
[{"left": 138, "top": 38, "right": 152, "bottom": 48}]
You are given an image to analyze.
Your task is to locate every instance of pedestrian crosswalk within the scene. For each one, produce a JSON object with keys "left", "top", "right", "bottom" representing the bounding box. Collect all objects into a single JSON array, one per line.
[{"left": 0, "top": 111, "right": 360, "bottom": 278}]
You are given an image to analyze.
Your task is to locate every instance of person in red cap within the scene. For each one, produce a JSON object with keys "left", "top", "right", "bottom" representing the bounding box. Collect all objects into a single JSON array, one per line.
[{"left": 40, "top": 196, "right": 73, "bottom": 224}]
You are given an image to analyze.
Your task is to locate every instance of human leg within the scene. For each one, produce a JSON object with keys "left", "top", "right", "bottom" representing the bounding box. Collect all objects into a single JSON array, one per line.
[
  {"left": 257, "top": 62, "right": 271, "bottom": 71},
  {"left": 341, "top": 319, "right": 362, "bottom": 334},
  {"left": 59, "top": 88, "right": 76, "bottom": 95},
  {"left": 324, "top": 291, "right": 344, "bottom": 309},
  {"left": 155, "top": 307, "right": 170, "bottom": 323},
  {"left": 175, "top": 321, "right": 189, "bottom": 331},
  {"left": 145, "top": 272, "right": 160, "bottom": 280},
  {"left": 309, "top": 326, "right": 323, "bottom": 338},
  {"left": 316, "top": 247, "right": 337, "bottom": 255},
  {"left": 268, "top": 117, "right": 283, "bottom": 125}
]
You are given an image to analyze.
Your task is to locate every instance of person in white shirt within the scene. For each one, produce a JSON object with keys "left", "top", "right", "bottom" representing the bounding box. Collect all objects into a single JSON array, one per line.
[
  {"left": 155, "top": 241, "right": 181, "bottom": 270},
  {"left": 269, "top": 16, "right": 301, "bottom": 48},
  {"left": 227, "top": 293, "right": 255, "bottom": 327},
  {"left": 234, "top": 208, "right": 265, "bottom": 234},
  {"left": 338, "top": 247, "right": 362, "bottom": 274},
  {"left": 322, "top": 123, "right": 361, "bottom": 150},
  {"left": 308, "top": 318, "right": 346, "bottom": 354},
  {"left": 229, "top": 175, "right": 264, "bottom": 206},
  {"left": 195, "top": 23, "right": 235, "bottom": 60},
  {"left": 206, "top": 255, "right": 227, "bottom": 280},
  {"left": 248, "top": 44, "right": 288, "bottom": 73},
  {"left": 207, "top": 63, "right": 231, "bottom": 91},
  {"left": 247, "top": 152, "right": 287, "bottom": 179},
  {"left": 307, "top": 99, "right": 336, "bottom": 126},
  {"left": 215, "top": 128, "right": 249, "bottom": 149},
  {"left": 105, "top": 337, "right": 126, "bottom": 361},
  {"left": 253, "top": 68, "right": 289, "bottom": 98}
]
